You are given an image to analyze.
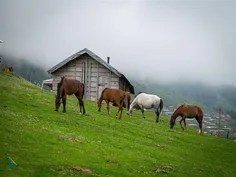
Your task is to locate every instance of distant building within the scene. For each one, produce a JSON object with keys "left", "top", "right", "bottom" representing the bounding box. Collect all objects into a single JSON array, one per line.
[{"left": 47, "top": 48, "right": 135, "bottom": 101}]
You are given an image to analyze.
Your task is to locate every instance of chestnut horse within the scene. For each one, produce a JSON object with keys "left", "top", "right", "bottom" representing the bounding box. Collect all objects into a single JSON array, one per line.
[
  {"left": 55, "top": 76, "right": 86, "bottom": 114},
  {"left": 2, "top": 66, "right": 13, "bottom": 72},
  {"left": 170, "top": 104, "right": 204, "bottom": 134},
  {"left": 112, "top": 91, "right": 131, "bottom": 111},
  {"left": 97, "top": 88, "right": 126, "bottom": 119}
]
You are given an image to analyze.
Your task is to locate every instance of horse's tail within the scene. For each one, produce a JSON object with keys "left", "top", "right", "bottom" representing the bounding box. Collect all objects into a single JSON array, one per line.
[
  {"left": 159, "top": 99, "right": 164, "bottom": 114},
  {"left": 82, "top": 83, "right": 85, "bottom": 97},
  {"left": 126, "top": 92, "right": 131, "bottom": 110},
  {"left": 57, "top": 77, "right": 65, "bottom": 99},
  {"left": 56, "top": 82, "right": 62, "bottom": 99},
  {"left": 121, "top": 91, "right": 126, "bottom": 105}
]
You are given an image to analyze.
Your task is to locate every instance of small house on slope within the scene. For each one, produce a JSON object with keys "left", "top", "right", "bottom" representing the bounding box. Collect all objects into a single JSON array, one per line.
[{"left": 47, "top": 48, "right": 135, "bottom": 101}]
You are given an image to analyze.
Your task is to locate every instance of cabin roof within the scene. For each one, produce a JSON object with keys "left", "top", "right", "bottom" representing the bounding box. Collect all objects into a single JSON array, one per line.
[{"left": 47, "top": 48, "right": 134, "bottom": 94}]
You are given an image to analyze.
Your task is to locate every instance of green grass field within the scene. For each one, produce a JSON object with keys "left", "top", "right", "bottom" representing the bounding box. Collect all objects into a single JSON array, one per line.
[{"left": 0, "top": 71, "right": 236, "bottom": 177}]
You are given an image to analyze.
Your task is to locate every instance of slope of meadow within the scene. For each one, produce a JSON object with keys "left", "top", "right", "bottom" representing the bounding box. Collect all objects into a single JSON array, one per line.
[{"left": 0, "top": 71, "right": 236, "bottom": 177}]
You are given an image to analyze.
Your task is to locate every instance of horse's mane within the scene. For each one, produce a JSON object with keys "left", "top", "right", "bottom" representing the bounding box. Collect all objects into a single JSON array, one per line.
[
  {"left": 174, "top": 104, "right": 185, "bottom": 112},
  {"left": 100, "top": 88, "right": 108, "bottom": 96},
  {"left": 133, "top": 92, "right": 142, "bottom": 99},
  {"left": 171, "top": 104, "right": 187, "bottom": 118}
]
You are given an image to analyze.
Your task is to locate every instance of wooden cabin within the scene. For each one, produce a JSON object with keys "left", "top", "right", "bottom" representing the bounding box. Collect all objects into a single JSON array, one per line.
[{"left": 47, "top": 48, "right": 135, "bottom": 101}]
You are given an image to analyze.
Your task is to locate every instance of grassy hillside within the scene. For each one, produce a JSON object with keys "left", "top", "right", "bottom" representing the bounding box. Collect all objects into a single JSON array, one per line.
[{"left": 0, "top": 71, "right": 236, "bottom": 177}]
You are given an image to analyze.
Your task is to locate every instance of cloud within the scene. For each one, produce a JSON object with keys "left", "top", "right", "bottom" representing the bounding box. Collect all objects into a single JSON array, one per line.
[{"left": 0, "top": 0, "right": 235, "bottom": 85}]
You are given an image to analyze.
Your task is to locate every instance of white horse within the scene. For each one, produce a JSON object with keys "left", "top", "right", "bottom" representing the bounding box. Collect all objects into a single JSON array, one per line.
[{"left": 127, "top": 92, "right": 163, "bottom": 123}]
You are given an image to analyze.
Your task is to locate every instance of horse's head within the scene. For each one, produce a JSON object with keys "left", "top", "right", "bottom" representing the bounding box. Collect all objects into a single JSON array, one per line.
[
  {"left": 55, "top": 95, "right": 61, "bottom": 111},
  {"left": 170, "top": 116, "right": 175, "bottom": 129},
  {"left": 9, "top": 67, "right": 13, "bottom": 72},
  {"left": 126, "top": 110, "right": 132, "bottom": 116}
]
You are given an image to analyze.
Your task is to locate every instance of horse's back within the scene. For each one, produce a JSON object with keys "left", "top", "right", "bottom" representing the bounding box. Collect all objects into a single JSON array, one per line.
[
  {"left": 137, "top": 93, "right": 161, "bottom": 102},
  {"left": 178, "top": 104, "right": 203, "bottom": 117},
  {"left": 101, "top": 88, "right": 124, "bottom": 102},
  {"left": 61, "top": 78, "right": 83, "bottom": 95},
  {"left": 134, "top": 93, "right": 161, "bottom": 108}
]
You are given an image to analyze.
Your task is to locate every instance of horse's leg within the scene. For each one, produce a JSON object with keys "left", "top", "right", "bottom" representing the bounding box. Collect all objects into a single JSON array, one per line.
[
  {"left": 140, "top": 106, "right": 145, "bottom": 119},
  {"left": 62, "top": 94, "right": 67, "bottom": 113},
  {"left": 183, "top": 118, "right": 187, "bottom": 131},
  {"left": 119, "top": 104, "right": 123, "bottom": 119},
  {"left": 75, "top": 93, "right": 82, "bottom": 114},
  {"left": 117, "top": 102, "right": 123, "bottom": 119},
  {"left": 79, "top": 99, "right": 85, "bottom": 114},
  {"left": 196, "top": 116, "right": 203, "bottom": 135},
  {"left": 75, "top": 92, "right": 85, "bottom": 114},
  {"left": 106, "top": 100, "right": 110, "bottom": 116},
  {"left": 115, "top": 100, "right": 123, "bottom": 119},
  {"left": 179, "top": 117, "right": 185, "bottom": 131},
  {"left": 155, "top": 109, "right": 160, "bottom": 123},
  {"left": 115, "top": 104, "right": 120, "bottom": 119}
]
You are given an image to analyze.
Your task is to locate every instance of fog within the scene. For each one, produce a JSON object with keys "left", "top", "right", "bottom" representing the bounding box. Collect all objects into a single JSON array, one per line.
[{"left": 0, "top": 0, "right": 235, "bottom": 85}]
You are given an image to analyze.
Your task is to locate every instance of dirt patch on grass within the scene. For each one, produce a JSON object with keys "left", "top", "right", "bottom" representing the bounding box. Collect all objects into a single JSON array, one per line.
[
  {"left": 106, "top": 159, "right": 118, "bottom": 164},
  {"left": 153, "top": 165, "right": 174, "bottom": 173},
  {"left": 156, "top": 144, "right": 168, "bottom": 150},
  {"left": 70, "top": 167, "right": 93, "bottom": 174},
  {"left": 57, "top": 166, "right": 93, "bottom": 175},
  {"left": 58, "top": 136, "right": 81, "bottom": 143}
]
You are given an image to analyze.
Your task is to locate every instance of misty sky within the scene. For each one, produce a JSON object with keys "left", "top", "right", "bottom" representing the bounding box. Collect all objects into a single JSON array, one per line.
[{"left": 0, "top": 0, "right": 235, "bottom": 85}]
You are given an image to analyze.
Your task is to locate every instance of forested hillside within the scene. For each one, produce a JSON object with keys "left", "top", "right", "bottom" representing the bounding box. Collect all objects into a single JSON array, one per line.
[{"left": 0, "top": 55, "right": 51, "bottom": 84}]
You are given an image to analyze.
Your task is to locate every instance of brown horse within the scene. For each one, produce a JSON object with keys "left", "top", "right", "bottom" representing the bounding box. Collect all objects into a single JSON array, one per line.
[
  {"left": 170, "top": 104, "right": 204, "bottom": 134},
  {"left": 97, "top": 88, "right": 126, "bottom": 119},
  {"left": 2, "top": 66, "right": 13, "bottom": 72},
  {"left": 112, "top": 91, "right": 131, "bottom": 111},
  {"left": 55, "top": 76, "right": 86, "bottom": 114}
]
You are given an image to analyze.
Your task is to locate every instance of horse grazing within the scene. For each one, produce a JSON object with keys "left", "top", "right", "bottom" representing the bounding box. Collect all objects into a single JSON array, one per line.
[
  {"left": 2, "top": 66, "right": 13, "bottom": 72},
  {"left": 112, "top": 91, "right": 131, "bottom": 111},
  {"left": 170, "top": 104, "right": 204, "bottom": 134},
  {"left": 55, "top": 76, "right": 86, "bottom": 114},
  {"left": 127, "top": 92, "right": 163, "bottom": 123},
  {"left": 97, "top": 88, "right": 126, "bottom": 119}
]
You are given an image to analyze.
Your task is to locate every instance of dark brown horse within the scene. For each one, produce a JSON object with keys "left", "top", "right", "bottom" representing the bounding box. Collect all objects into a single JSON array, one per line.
[
  {"left": 2, "top": 66, "right": 13, "bottom": 72},
  {"left": 170, "top": 104, "right": 204, "bottom": 134},
  {"left": 97, "top": 88, "right": 126, "bottom": 119},
  {"left": 55, "top": 76, "right": 86, "bottom": 114}
]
